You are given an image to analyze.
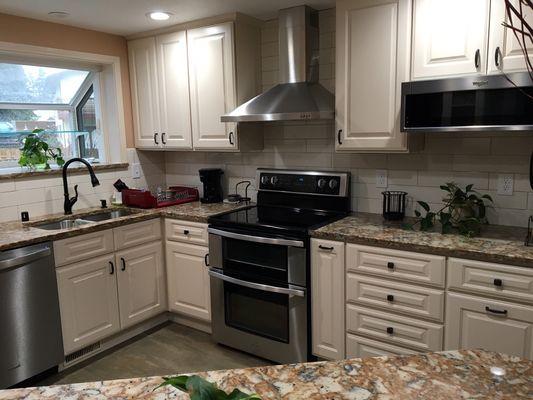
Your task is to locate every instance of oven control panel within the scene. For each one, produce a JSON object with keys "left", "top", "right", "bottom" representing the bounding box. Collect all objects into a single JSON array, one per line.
[{"left": 257, "top": 169, "right": 349, "bottom": 197}]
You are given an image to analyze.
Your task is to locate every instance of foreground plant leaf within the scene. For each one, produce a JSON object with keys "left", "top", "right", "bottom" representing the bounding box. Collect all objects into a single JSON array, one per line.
[{"left": 155, "top": 375, "right": 261, "bottom": 400}]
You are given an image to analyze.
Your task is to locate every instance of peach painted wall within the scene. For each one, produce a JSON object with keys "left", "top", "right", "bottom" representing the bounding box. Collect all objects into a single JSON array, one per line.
[{"left": 0, "top": 12, "right": 135, "bottom": 147}]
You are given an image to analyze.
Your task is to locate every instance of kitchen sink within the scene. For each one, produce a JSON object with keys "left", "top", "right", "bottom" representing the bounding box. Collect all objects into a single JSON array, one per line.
[
  {"left": 34, "top": 219, "right": 93, "bottom": 230},
  {"left": 81, "top": 209, "right": 136, "bottom": 222}
]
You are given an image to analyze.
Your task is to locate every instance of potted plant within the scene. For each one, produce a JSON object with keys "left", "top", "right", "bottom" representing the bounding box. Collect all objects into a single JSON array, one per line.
[
  {"left": 156, "top": 375, "right": 260, "bottom": 399},
  {"left": 18, "top": 128, "right": 65, "bottom": 170}
]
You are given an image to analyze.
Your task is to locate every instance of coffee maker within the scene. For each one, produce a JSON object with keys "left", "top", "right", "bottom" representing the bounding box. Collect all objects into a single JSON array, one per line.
[{"left": 199, "top": 168, "right": 224, "bottom": 203}]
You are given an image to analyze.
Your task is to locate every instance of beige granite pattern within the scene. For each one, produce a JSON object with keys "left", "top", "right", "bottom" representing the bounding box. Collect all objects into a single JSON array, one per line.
[
  {"left": 1, "top": 350, "right": 531, "bottom": 399},
  {"left": 0, "top": 163, "right": 129, "bottom": 181},
  {"left": 312, "top": 213, "right": 533, "bottom": 268},
  {"left": 0, "top": 201, "right": 251, "bottom": 252}
]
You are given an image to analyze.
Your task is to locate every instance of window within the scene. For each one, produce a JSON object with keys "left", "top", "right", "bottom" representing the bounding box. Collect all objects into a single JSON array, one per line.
[{"left": 0, "top": 62, "right": 105, "bottom": 169}]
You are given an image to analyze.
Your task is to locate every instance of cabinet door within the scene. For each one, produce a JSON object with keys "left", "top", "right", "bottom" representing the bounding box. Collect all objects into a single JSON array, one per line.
[
  {"left": 412, "top": 0, "right": 490, "bottom": 79},
  {"left": 156, "top": 31, "right": 193, "bottom": 149},
  {"left": 346, "top": 334, "right": 418, "bottom": 358},
  {"left": 128, "top": 37, "right": 160, "bottom": 148},
  {"left": 311, "top": 239, "right": 345, "bottom": 360},
  {"left": 56, "top": 254, "right": 120, "bottom": 355},
  {"left": 166, "top": 241, "right": 211, "bottom": 321},
  {"left": 445, "top": 292, "right": 533, "bottom": 359},
  {"left": 336, "top": 0, "right": 410, "bottom": 152},
  {"left": 115, "top": 241, "right": 166, "bottom": 329},
  {"left": 187, "top": 23, "right": 238, "bottom": 150},
  {"left": 488, "top": 0, "right": 533, "bottom": 74}
]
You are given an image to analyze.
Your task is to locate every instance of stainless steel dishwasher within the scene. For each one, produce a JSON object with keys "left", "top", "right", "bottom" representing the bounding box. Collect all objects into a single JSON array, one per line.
[{"left": 0, "top": 242, "right": 64, "bottom": 388}]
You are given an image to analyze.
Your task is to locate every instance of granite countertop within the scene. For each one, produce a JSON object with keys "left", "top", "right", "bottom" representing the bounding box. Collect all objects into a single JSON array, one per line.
[
  {"left": 0, "top": 201, "right": 251, "bottom": 252},
  {"left": 312, "top": 213, "right": 533, "bottom": 268},
  {"left": 1, "top": 350, "right": 531, "bottom": 399}
]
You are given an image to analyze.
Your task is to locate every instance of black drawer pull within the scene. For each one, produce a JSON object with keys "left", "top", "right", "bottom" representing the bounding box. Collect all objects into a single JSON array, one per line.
[
  {"left": 161, "top": 132, "right": 166, "bottom": 145},
  {"left": 121, "top": 257, "right": 126, "bottom": 271},
  {"left": 387, "top": 262, "right": 395, "bottom": 270},
  {"left": 493, "top": 278, "right": 503, "bottom": 287},
  {"left": 229, "top": 131, "right": 234, "bottom": 145},
  {"left": 386, "top": 327, "right": 394, "bottom": 334},
  {"left": 474, "top": 49, "right": 481, "bottom": 69},
  {"left": 109, "top": 261, "right": 115, "bottom": 275},
  {"left": 204, "top": 253, "right": 209, "bottom": 267},
  {"left": 337, "top": 129, "right": 343, "bottom": 145},
  {"left": 485, "top": 306, "right": 507, "bottom": 316},
  {"left": 183, "top": 229, "right": 190, "bottom": 235},
  {"left": 319, "top": 245, "right": 334, "bottom": 251},
  {"left": 154, "top": 132, "right": 159, "bottom": 145},
  {"left": 387, "top": 294, "right": 394, "bottom": 302}
]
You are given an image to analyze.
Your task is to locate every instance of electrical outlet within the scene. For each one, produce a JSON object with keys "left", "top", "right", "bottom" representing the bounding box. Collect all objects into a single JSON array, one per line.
[
  {"left": 132, "top": 163, "right": 141, "bottom": 179},
  {"left": 497, "top": 174, "right": 514, "bottom": 195},
  {"left": 376, "top": 170, "right": 388, "bottom": 188}
]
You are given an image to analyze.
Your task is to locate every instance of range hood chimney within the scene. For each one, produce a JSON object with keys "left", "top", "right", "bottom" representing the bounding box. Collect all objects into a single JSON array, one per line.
[{"left": 221, "top": 5, "right": 334, "bottom": 122}]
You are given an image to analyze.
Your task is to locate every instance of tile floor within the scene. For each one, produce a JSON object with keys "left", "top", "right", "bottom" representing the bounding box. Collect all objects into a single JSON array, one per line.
[{"left": 37, "top": 323, "right": 272, "bottom": 386}]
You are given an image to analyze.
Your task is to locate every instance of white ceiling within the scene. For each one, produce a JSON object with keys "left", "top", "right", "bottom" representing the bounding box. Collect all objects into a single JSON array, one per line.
[{"left": 0, "top": 0, "right": 336, "bottom": 36}]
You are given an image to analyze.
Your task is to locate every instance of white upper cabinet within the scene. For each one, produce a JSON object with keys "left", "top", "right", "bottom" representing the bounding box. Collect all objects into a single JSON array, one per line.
[
  {"left": 128, "top": 37, "right": 160, "bottom": 148},
  {"left": 336, "top": 0, "right": 412, "bottom": 152},
  {"left": 488, "top": 0, "right": 533, "bottom": 74},
  {"left": 156, "top": 31, "right": 193, "bottom": 149},
  {"left": 187, "top": 23, "right": 237, "bottom": 150},
  {"left": 412, "top": 0, "right": 490, "bottom": 79}
]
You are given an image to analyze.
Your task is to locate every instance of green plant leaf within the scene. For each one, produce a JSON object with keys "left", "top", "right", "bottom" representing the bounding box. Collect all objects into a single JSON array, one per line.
[
  {"left": 418, "top": 201, "right": 430, "bottom": 212},
  {"left": 414, "top": 210, "right": 421, "bottom": 217},
  {"left": 465, "top": 184, "right": 474, "bottom": 193},
  {"left": 439, "top": 185, "right": 451, "bottom": 192},
  {"left": 482, "top": 194, "right": 493, "bottom": 203}
]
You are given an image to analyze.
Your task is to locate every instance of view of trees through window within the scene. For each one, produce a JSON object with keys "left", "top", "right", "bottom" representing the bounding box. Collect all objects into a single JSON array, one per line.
[{"left": 0, "top": 62, "right": 103, "bottom": 169}]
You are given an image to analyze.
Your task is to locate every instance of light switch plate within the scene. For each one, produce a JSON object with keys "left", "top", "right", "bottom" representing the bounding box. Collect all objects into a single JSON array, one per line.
[
  {"left": 376, "top": 170, "right": 388, "bottom": 188},
  {"left": 497, "top": 174, "right": 513, "bottom": 196},
  {"left": 132, "top": 163, "right": 141, "bottom": 179}
]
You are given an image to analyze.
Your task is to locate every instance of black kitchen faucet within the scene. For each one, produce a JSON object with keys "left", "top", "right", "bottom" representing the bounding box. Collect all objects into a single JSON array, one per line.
[{"left": 62, "top": 158, "right": 100, "bottom": 215}]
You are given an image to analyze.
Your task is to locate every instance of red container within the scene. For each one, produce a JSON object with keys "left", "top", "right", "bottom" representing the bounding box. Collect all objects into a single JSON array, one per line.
[{"left": 122, "top": 186, "right": 199, "bottom": 209}]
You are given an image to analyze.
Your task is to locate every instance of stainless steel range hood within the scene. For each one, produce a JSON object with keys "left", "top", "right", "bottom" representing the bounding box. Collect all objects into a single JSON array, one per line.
[{"left": 221, "top": 6, "right": 334, "bottom": 122}]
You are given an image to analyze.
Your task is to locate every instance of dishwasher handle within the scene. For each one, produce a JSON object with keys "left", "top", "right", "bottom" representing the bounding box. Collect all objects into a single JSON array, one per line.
[{"left": 0, "top": 247, "right": 51, "bottom": 272}]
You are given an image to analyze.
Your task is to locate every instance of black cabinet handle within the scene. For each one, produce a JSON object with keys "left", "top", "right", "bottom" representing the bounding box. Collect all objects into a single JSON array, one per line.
[
  {"left": 387, "top": 262, "right": 395, "bottom": 270},
  {"left": 161, "top": 132, "right": 166, "bottom": 145},
  {"left": 485, "top": 306, "right": 507, "bottom": 316},
  {"left": 229, "top": 131, "right": 234, "bottom": 145},
  {"left": 475, "top": 49, "right": 481, "bottom": 69},
  {"left": 319, "top": 245, "right": 334, "bottom": 251},
  {"left": 337, "top": 129, "right": 343, "bottom": 145},
  {"left": 493, "top": 278, "right": 503, "bottom": 287},
  {"left": 154, "top": 132, "right": 159, "bottom": 145},
  {"left": 121, "top": 257, "right": 126, "bottom": 271},
  {"left": 204, "top": 253, "right": 209, "bottom": 267},
  {"left": 387, "top": 294, "right": 394, "bottom": 302},
  {"left": 109, "top": 261, "right": 115, "bottom": 275},
  {"left": 183, "top": 229, "right": 190, "bottom": 235},
  {"left": 495, "top": 46, "right": 501, "bottom": 67},
  {"left": 386, "top": 327, "right": 394, "bottom": 334}
]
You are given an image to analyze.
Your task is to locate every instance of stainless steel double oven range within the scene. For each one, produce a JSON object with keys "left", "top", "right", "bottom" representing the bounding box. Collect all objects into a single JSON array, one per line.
[{"left": 207, "top": 169, "right": 350, "bottom": 364}]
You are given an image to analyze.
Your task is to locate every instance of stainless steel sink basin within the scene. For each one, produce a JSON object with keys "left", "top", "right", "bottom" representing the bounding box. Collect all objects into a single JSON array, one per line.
[
  {"left": 34, "top": 219, "right": 93, "bottom": 230},
  {"left": 81, "top": 209, "right": 136, "bottom": 222}
]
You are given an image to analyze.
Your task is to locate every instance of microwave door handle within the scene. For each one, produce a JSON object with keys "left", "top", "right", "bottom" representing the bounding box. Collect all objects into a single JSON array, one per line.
[
  {"left": 208, "top": 269, "right": 305, "bottom": 297},
  {"left": 207, "top": 228, "right": 304, "bottom": 248}
]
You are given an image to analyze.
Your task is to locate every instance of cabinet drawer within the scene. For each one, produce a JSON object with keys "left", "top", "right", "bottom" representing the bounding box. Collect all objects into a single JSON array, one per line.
[
  {"left": 448, "top": 258, "right": 533, "bottom": 304},
  {"left": 114, "top": 218, "right": 161, "bottom": 250},
  {"left": 54, "top": 229, "right": 114, "bottom": 267},
  {"left": 165, "top": 219, "right": 208, "bottom": 246},
  {"left": 346, "top": 304, "right": 443, "bottom": 352},
  {"left": 445, "top": 293, "right": 533, "bottom": 360},
  {"left": 346, "top": 244, "right": 446, "bottom": 287},
  {"left": 346, "top": 334, "right": 418, "bottom": 359},
  {"left": 346, "top": 273, "right": 445, "bottom": 322}
]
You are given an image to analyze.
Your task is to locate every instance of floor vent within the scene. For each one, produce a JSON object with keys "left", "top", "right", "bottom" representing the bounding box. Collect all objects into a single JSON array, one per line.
[{"left": 65, "top": 342, "right": 101, "bottom": 365}]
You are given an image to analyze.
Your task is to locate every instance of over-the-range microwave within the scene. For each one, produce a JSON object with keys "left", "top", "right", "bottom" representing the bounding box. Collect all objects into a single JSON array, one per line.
[{"left": 401, "top": 72, "right": 533, "bottom": 132}]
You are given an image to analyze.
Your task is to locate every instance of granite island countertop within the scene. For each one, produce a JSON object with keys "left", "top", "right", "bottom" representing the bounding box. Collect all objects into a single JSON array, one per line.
[
  {"left": 0, "top": 201, "right": 252, "bottom": 252},
  {"left": 312, "top": 213, "right": 533, "bottom": 268},
  {"left": 0, "top": 349, "right": 531, "bottom": 399}
]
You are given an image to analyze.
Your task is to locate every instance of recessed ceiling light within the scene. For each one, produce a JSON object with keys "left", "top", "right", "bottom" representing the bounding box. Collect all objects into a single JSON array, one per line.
[
  {"left": 147, "top": 11, "right": 172, "bottom": 21},
  {"left": 48, "top": 11, "right": 70, "bottom": 18}
]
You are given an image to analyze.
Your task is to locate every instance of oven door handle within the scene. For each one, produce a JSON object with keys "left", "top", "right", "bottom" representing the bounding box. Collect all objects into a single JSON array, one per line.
[
  {"left": 208, "top": 228, "right": 304, "bottom": 248},
  {"left": 208, "top": 269, "right": 306, "bottom": 297}
]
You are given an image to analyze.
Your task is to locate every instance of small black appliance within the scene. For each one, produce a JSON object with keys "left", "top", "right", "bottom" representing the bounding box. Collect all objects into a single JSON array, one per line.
[{"left": 199, "top": 168, "right": 224, "bottom": 203}]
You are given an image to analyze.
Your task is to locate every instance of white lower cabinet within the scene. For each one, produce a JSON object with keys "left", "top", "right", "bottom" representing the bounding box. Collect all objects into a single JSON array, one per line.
[
  {"left": 56, "top": 254, "right": 120, "bottom": 355},
  {"left": 166, "top": 241, "right": 211, "bottom": 321},
  {"left": 346, "top": 334, "right": 418, "bottom": 358},
  {"left": 116, "top": 241, "right": 166, "bottom": 329},
  {"left": 311, "top": 239, "right": 345, "bottom": 360},
  {"left": 445, "top": 292, "right": 533, "bottom": 359}
]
